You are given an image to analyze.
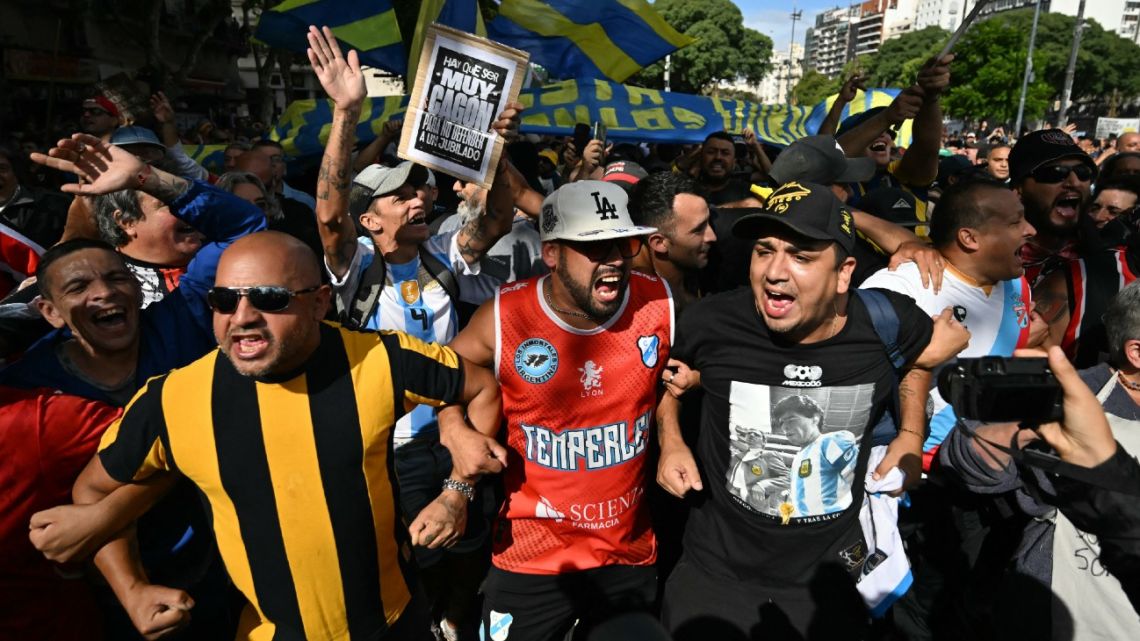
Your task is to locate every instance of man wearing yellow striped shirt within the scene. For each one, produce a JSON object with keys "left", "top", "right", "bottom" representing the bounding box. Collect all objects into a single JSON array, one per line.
[{"left": 73, "top": 231, "right": 502, "bottom": 641}]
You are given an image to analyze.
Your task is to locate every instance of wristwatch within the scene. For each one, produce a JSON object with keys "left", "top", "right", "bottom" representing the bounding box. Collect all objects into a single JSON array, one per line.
[{"left": 441, "top": 478, "right": 475, "bottom": 502}]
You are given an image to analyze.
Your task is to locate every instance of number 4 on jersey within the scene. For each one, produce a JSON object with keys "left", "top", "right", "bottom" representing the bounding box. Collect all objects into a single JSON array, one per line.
[{"left": 591, "top": 191, "right": 618, "bottom": 221}]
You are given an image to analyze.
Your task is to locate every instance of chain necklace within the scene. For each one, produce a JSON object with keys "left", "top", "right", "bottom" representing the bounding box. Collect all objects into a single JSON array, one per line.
[
  {"left": 543, "top": 278, "right": 593, "bottom": 320},
  {"left": 1117, "top": 370, "right": 1140, "bottom": 392}
]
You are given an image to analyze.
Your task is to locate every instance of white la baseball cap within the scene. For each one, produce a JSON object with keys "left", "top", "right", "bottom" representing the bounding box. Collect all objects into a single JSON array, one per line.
[{"left": 539, "top": 180, "right": 656, "bottom": 242}]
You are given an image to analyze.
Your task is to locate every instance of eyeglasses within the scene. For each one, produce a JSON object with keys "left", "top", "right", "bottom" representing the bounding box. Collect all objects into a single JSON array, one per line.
[
  {"left": 564, "top": 237, "right": 643, "bottom": 262},
  {"left": 1030, "top": 163, "right": 1096, "bottom": 184},
  {"left": 207, "top": 285, "right": 320, "bottom": 313}
]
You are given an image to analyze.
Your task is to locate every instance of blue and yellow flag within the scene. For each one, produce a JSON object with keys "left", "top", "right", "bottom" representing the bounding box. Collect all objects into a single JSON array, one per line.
[
  {"left": 487, "top": 0, "right": 694, "bottom": 83},
  {"left": 268, "top": 80, "right": 907, "bottom": 160},
  {"left": 407, "top": 0, "right": 487, "bottom": 78},
  {"left": 254, "top": 0, "right": 405, "bottom": 76}
]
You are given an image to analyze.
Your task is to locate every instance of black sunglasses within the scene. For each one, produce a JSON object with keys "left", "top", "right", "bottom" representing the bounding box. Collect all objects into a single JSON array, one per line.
[
  {"left": 1030, "top": 163, "right": 1096, "bottom": 184},
  {"left": 564, "top": 236, "right": 644, "bottom": 262},
  {"left": 207, "top": 285, "right": 320, "bottom": 313}
]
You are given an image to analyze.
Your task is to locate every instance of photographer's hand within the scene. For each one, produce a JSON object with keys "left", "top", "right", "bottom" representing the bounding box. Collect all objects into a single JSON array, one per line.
[{"left": 1033, "top": 346, "right": 1117, "bottom": 469}]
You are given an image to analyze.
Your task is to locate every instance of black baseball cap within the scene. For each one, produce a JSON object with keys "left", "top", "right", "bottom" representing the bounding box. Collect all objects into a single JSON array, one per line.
[
  {"left": 1008, "top": 129, "right": 1095, "bottom": 183},
  {"left": 601, "top": 160, "right": 649, "bottom": 196},
  {"left": 836, "top": 106, "right": 894, "bottom": 139},
  {"left": 769, "top": 135, "right": 876, "bottom": 185},
  {"left": 732, "top": 181, "right": 856, "bottom": 254},
  {"left": 859, "top": 188, "right": 918, "bottom": 229}
]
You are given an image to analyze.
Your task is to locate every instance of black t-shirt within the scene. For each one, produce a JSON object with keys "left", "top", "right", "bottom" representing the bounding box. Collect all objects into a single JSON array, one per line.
[{"left": 672, "top": 287, "right": 932, "bottom": 585}]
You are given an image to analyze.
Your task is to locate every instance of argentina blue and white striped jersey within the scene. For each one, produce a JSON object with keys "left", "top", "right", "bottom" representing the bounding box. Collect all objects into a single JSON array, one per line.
[
  {"left": 790, "top": 431, "right": 859, "bottom": 516},
  {"left": 327, "top": 230, "right": 502, "bottom": 439},
  {"left": 861, "top": 262, "right": 1031, "bottom": 465}
]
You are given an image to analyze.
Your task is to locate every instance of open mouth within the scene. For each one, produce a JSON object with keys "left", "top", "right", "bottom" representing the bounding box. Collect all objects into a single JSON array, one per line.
[
  {"left": 763, "top": 289, "right": 796, "bottom": 318},
  {"left": 407, "top": 213, "right": 427, "bottom": 226},
  {"left": 869, "top": 141, "right": 889, "bottom": 154},
  {"left": 593, "top": 272, "right": 623, "bottom": 304},
  {"left": 230, "top": 333, "right": 270, "bottom": 360},
  {"left": 1053, "top": 194, "right": 1082, "bottom": 221},
  {"left": 92, "top": 307, "right": 128, "bottom": 329}
]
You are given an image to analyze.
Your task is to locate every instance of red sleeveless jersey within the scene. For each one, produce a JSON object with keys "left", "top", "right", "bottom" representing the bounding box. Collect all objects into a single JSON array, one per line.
[{"left": 492, "top": 271, "right": 672, "bottom": 574}]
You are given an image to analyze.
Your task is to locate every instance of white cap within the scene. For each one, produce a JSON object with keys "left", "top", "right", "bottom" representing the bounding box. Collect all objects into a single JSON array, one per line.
[{"left": 539, "top": 181, "right": 656, "bottom": 242}]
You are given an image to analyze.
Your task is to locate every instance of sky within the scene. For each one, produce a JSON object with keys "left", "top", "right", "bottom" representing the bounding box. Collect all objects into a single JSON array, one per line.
[{"left": 733, "top": 0, "right": 843, "bottom": 56}]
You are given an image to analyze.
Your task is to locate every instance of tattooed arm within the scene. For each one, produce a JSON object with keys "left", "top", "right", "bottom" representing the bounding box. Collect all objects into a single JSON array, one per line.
[
  {"left": 308, "top": 25, "right": 366, "bottom": 280},
  {"left": 454, "top": 103, "right": 524, "bottom": 266}
]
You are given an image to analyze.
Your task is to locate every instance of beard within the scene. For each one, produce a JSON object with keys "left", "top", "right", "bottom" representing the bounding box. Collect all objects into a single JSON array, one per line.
[
  {"left": 556, "top": 252, "right": 626, "bottom": 322},
  {"left": 457, "top": 199, "right": 484, "bottom": 226}
]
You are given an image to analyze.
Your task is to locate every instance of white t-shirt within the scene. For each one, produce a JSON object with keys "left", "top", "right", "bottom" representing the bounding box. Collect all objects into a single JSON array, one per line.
[{"left": 860, "top": 261, "right": 1032, "bottom": 453}]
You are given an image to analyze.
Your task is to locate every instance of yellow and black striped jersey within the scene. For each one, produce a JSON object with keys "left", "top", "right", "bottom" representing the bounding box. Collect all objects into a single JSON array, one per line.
[{"left": 99, "top": 322, "right": 465, "bottom": 641}]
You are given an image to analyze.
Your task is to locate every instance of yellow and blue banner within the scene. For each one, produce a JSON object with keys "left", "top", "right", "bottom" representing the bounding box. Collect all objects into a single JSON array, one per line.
[
  {"left": 268, "top": 80, "right": 906, "bottom": 160},
  {"left": 254, "top": 0, "right": 405, "bottom": 76},
  {"left": 182, "top": 144, "right": 228, "bottom": 174},
  {"left": 487, "top": 0, "right": 695, "bottom": 83},
  {"left": 408, "top": 0, "right": 487, "bottom": 78}
]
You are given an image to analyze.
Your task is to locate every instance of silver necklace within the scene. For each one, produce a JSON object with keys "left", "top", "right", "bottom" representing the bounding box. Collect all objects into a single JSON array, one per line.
[{"left": 543, "top": 278, "right": 593, "bottom": 320}]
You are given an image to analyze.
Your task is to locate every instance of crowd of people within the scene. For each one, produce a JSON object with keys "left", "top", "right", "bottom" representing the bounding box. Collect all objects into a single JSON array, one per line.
[{"left": 3, "top": 24, "right": 1140, "bottom": 641}]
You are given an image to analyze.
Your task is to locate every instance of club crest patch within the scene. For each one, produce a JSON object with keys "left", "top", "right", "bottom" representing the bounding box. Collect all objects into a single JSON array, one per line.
[
  {"left": 489, "top": 610, "right": 514, "bottom": 641},
  {"left": 514, "top": 338, "right": 559, "bottom": 384},
  {"left": 637, "top": 335, "right": 659, "bottom": 368}
]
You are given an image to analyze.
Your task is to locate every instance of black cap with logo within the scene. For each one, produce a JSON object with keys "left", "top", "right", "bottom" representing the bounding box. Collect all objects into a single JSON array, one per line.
[
  {"left": 1008, "top": 129, "right": 1095, "bottom": 183},
  {"left": 732, "top": 181, "right": 856, "bottom": 254}
]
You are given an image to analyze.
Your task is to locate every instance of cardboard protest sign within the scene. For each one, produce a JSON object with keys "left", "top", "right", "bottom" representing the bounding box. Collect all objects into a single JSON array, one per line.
[
  {"left": 1096, "top": 118, "right": 1140, "bottom": 139},
  {"left": 400, "top": 24, "right": 528, "bottom": 189}
]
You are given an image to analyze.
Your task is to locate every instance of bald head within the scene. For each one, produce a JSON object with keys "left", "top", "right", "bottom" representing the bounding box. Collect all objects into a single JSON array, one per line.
[
  {"left": 218, "top": 231, "right": 322, "bottom": 289},
  {"left": 1120, "top": 133, "right": 1140, "bottom": 154}
]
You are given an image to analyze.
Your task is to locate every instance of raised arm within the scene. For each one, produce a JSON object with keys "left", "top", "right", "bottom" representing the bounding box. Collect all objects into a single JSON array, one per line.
[
  {"left": 895, "top": 55, "right": 953, "bottom": 186},
  {"left": 819, "top": 74, "right": 866, "bottom": 137},
  {"left": 352, "top": 119, "right": 403, "bottom": 174},
  {"left": 308, "top": 25, "right": 367, "bottom": 280},
  {"left": 837, "top": 87, "right": 922, "bottom": 158},
  {"left": 454, "top": 102, "right": 524, "bottom": 265}
]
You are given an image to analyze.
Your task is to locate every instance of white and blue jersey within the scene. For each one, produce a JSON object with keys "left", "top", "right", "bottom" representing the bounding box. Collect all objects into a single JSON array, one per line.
[
  {"left": 790, "top": 431, "right": 859, "bottom": 516},
  {"left": 861, "top": 262, "right": 1031, "bottom": 457},
  {"left": 327, "top": 230, "right": 501, "bottom": 439}
]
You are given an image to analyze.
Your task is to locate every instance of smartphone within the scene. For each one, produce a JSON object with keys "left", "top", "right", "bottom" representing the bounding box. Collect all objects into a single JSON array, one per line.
[
  {"left": 573, "top": 123, "right": 590, "bottom": 153},
  {"left": 591, "top": 121, "right": 607, "bottom": 148}
]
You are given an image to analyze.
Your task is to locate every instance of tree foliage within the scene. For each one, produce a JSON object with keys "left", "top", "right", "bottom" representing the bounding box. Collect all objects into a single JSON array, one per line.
[
  {"left": 792, "top": 70, "right": 837, "bottom": 107},
  {"left": 941, "top": 9, "right": 1140, "bottom": 122},
  {"left": 631, "top": 0, "right": 773, "bottom": 95},
  {"left": 940, "top": 16, "right": 1050, "bottom": 122},
  {"left": 864, "top": 26, "right": 949, "bottom": 88}
]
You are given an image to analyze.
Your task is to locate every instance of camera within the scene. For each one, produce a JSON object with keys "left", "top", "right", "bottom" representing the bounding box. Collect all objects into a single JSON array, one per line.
[{"left": 937, "top": 357, "right": 1063, "bottom": 424}]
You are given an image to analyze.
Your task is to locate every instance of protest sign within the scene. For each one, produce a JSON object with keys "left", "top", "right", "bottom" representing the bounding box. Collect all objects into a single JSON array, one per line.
[
  {"left": 1096, "top": 117, "right": 1140, "bottom": 139},
  {"left": 399, "top": 24, "right": 528, "bottom": 189}
]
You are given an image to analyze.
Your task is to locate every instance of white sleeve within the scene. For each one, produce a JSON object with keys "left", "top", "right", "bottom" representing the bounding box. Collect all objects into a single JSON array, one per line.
[
  {"left": 325, "top": 237, "right": 370, "bottom": 311},
  {"left": 427, "top": 229, "right": 481, "bottom": 277},
  {"left": 168, "top": 144, "right": 209, "bottom": 182},
  {"left": 860, "top": 264, "right": 924, "bottom": 303}
]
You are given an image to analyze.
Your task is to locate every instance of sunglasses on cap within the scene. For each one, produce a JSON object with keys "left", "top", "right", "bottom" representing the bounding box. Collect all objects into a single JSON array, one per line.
[
  {"left": 207, "top": 285, "right": 320, "bottom": 313},
  {"left": 1030, "top": 163, "right": 1096, "bottom": 184},
  {"left": 564, "top": 237, "right": 643, "bottom": 262}
]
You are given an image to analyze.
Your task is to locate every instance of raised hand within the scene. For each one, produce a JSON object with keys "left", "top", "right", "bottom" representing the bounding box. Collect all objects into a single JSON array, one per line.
[
  {"left": 839, "top": 73, "right": 867, "bottom": 103},
  {"left": 307, "top": 25, "right": 366, "bottom": 110},
  {"left": 150, "top": 91, "right": 175, "bottom": 124},
  {"left": 492, "top": 101, "right": 524, "bottom": 141},
  {"left": 917, "top": 54, "right": 953, "bottom": 98},
  {"left": 30, "top": 134, "right": 146, "bottom": 196}
]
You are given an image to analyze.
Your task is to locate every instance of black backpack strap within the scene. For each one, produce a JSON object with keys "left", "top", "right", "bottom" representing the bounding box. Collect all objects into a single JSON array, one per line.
[
  {"left": 417, "top": 246, "right": 459, "bottom": 303},
  {"left": 336, "top": 249, "right": 387, "bottom": 329},
  {"left": 854, "top": 288, "right": 906, "bottom": 446}
]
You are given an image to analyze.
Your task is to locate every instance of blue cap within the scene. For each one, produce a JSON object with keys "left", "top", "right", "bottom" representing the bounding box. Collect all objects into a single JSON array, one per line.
[{"left": 110, "top": 126, "right": 165, "bottom": 150}]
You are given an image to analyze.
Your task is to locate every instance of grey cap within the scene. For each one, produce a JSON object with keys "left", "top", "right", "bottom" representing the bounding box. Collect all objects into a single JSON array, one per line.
[
  {"left": 353, "top": 161, "right": 428, "bottom": 199},
  {"left": 539, "top": 181, "right": 656, "bottom": 242},
  {"left": 770, "top": 135, "right": 876, "bottom": 185}
]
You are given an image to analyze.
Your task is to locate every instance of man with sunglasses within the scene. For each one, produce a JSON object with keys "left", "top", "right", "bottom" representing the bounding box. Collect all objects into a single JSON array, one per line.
[
  {"left": 70, "top": 230, "right": 503, "bottom": 641},
  {"left": 80, "top": 95, "right": 123, "bottom": 142},
  {"left": 8, "top": 132, "right": 266, "bottom": 638},
  {"left": 445, "top": 180, "right": 669, "bottom": 641},
  {"left": 307, "top": 26, "right": 519, "bottom": 639},
  {"left": 1009, "top": 129, "right": 1097, "bottom": 285}
]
